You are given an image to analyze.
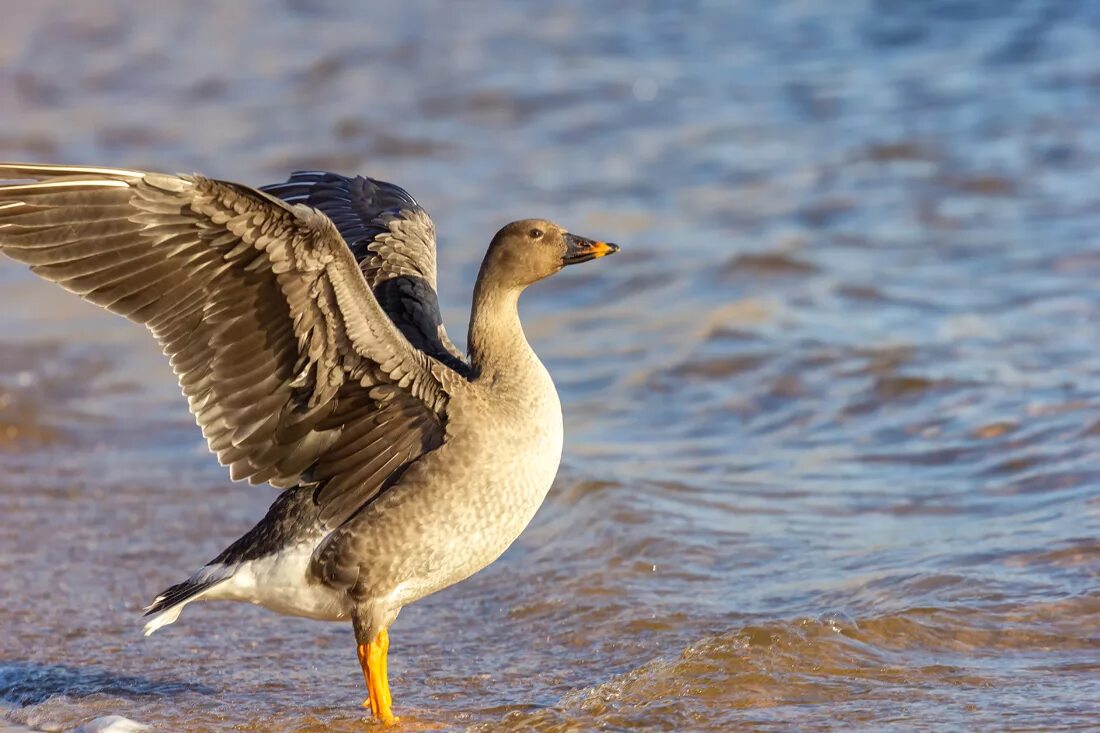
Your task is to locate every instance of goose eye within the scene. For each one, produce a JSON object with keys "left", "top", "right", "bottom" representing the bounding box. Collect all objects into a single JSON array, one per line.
[{"left": 529, "top": 228, "right": 544, "bottom": 240}]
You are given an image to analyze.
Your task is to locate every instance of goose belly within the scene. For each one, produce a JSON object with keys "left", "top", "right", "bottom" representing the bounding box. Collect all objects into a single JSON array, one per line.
[
  {"left": 377, "top": 393, "right": 565, "bottom": 607},
  {"left": 207, "top": 541, "right": 353, "bottom": 621}
]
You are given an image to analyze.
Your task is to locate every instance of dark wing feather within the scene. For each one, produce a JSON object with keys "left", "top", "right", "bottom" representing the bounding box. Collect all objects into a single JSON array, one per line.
[
  {"left": 0, "top": 163, "right": 460, "bottom": 526},
  {"left": 307, "top": 383, "right": 442, "bottom": 525},
  {"left": 261, "top": 171, "right": 469, "bottom": 374}
]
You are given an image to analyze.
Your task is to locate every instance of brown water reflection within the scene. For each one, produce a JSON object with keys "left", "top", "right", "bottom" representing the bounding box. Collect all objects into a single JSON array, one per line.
[{"left": 2, "top": 1, "right": 1100, "bottom": 731}]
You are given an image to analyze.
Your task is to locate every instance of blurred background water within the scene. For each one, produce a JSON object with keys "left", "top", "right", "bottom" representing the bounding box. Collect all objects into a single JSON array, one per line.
[{"left": 1, "top": 1, "right": 1098, "bottom": 730}]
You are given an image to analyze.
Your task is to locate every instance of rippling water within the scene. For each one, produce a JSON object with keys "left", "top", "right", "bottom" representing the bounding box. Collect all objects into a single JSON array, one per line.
[{"left": 1, "top": 1, "right": 1099, "bottom": 731}]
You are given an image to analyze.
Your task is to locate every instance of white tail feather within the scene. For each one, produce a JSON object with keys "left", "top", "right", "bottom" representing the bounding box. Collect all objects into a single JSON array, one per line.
[{"left": 143, "top": 603, "right": 187, "bottom": 636}]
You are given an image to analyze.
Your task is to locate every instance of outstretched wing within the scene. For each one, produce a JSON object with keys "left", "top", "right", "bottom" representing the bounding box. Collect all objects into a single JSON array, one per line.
[
  {"left": 0, "top": 162, "right": 462, "bottom": 526},
  {"left": 261, "top": 171, "right": 469, "bottom": 374}
]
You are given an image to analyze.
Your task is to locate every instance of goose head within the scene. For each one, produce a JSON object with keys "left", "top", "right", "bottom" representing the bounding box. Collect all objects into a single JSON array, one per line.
[{"left": 479, "top": 219, "right": 619, "bottom": 290}]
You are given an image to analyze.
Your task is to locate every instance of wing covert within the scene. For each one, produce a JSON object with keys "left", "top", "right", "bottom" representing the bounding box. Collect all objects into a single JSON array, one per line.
[{"left": 261, "top": 171, "right": 469, "bottom": 373}]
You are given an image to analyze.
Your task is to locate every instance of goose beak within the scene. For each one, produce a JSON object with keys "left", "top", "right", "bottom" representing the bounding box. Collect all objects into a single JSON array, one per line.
[{"left": 562, "top": 234, "right": 620, "bottom": 266}]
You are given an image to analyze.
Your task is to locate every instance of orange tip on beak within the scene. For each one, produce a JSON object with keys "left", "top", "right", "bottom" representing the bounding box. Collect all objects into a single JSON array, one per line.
[{"left": 562, "top": 234, "right": 620, "bottom": 265}]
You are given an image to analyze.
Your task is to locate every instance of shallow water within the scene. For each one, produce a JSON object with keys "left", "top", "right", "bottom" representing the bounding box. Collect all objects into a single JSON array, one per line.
[{"left": 1, "top": 1, "right": 1099, "bottom": 730}]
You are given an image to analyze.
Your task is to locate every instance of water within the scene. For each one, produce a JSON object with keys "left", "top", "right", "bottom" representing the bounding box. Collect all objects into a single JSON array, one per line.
[{"left": 1, "top": 1, "right": 1098, "bottom": 730}]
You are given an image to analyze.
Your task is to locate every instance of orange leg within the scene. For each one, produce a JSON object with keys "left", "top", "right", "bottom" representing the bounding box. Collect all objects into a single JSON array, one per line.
[{"left": 357, "top": 628, "right": 397, "bottom": 725}]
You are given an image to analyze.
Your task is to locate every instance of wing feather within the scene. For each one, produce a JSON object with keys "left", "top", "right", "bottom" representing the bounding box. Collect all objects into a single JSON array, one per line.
[
  {"left": 0, "top": 163, "right": 460, "bottom": 525},
  {"left": 261, "top": 171, "right": 469, "bottom": 373}
]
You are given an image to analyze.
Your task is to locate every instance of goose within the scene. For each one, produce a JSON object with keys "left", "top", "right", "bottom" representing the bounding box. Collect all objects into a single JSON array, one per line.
[{"left": 0, "top": 162, "right": 619, "bottom": 724}]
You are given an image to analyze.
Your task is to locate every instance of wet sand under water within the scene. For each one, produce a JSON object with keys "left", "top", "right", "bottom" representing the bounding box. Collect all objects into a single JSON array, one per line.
[{"left": 1, "top": 1, "right": 1099, "bottom": 731}]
